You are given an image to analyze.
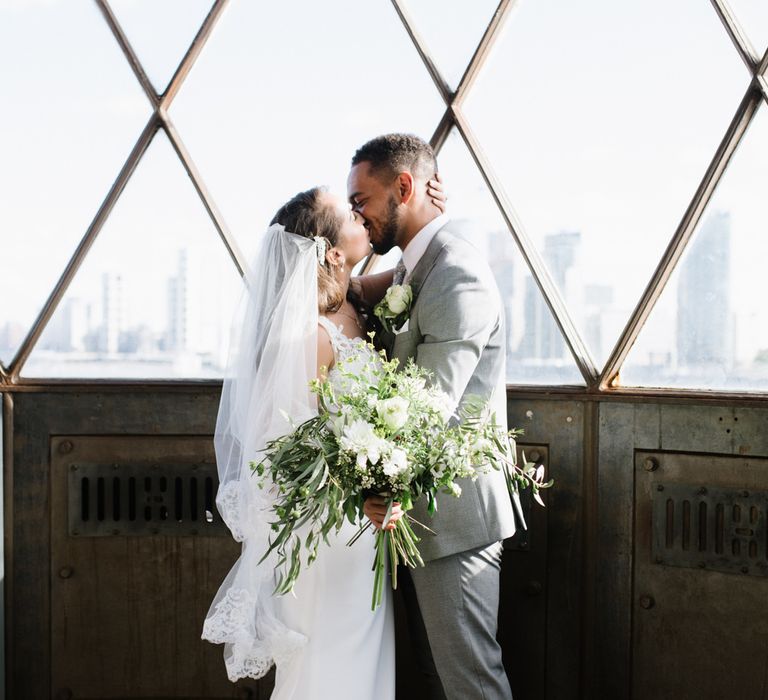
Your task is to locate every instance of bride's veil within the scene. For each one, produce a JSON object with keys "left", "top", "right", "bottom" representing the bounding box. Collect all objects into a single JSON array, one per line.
[{"left": 202, "top": 223, "right": 318, "bottom": 681}]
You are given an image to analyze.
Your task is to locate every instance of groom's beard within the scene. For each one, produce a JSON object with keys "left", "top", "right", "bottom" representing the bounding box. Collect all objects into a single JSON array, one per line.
[{"left": 370, "top": 196, "right": 400, "bottom": 255}]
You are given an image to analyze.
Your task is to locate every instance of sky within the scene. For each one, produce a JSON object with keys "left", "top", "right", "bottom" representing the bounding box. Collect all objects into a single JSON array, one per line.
[{"left": 1, "top": 0, "right": 767, "bottom": 384}]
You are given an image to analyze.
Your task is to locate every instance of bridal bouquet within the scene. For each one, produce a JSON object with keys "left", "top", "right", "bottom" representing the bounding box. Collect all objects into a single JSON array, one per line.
[{"left": 251, "top": 344, "right": 551, "bottom": 610}]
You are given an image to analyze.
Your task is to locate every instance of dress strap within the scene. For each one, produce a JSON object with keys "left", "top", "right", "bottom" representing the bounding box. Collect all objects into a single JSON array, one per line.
[{"left": 318, "top": 316, "right": 342, "bottom": 355}]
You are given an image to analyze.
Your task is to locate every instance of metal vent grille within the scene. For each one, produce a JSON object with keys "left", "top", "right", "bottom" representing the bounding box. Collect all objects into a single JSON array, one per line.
[
  {"left": 652, "top": 482, "right": 768, "bottom": 576},
  {"left": 68, "top": 462, "right": 228, "bottom": 537}
]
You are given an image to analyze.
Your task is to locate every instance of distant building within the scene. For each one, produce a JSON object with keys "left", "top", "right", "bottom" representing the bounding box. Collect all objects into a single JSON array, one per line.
[
  {"left": 522, "top": 231, "right": 581, "bottom": 360},
  {"left": 98, "top": 273, "right": 124, "bottom": 354},
  {"left": 677, "top": 212, "right": 731, "bottom": 368},
  {"left": 42, "top": 298, "right": 91, "bottom": 352}
]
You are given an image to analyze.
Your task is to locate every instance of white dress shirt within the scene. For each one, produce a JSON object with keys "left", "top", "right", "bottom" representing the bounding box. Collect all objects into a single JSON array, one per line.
[{"left": 401, "top": 213, "right": 449, "bottom": 283}]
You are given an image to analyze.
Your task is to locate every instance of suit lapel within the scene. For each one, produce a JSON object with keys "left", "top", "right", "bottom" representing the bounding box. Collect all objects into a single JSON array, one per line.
[{"left": 407, "top": 224, "right": 451, "bottom": 300}]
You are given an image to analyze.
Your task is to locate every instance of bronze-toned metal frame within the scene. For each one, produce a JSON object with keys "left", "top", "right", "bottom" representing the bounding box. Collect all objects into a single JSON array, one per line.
[{"left": 1, "top": 0, "right": 767, "bottom": 401}]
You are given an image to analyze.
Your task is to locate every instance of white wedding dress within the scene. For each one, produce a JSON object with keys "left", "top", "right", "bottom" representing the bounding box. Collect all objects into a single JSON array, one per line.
[{"left": 269, "top": 316, "right": 395, "bottom": 700}]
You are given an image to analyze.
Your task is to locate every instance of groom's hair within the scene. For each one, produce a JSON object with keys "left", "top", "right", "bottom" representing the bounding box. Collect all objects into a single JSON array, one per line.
[{"left": 351, "top": 133, "right": 437, "bottom": 182}]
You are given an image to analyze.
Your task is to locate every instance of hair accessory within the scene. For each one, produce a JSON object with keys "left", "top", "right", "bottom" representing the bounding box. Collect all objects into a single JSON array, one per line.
[{"left": 314, "top": 236, "right": 327, "bottom": 266}]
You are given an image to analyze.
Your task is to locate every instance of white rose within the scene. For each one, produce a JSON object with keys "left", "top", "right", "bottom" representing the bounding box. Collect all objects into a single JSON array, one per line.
[
  {"left": 382, "top": 448, "right": 408, "bottom": 477},
  {"left": 376, "top": 396, "right": 410, "bottom": 431},
  {"left": 385, "top": 285, "right": 410, "bottom": 314}
]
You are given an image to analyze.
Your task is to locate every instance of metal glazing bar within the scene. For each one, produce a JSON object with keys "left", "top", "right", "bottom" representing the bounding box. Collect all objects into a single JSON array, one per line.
[
  {"left": 758, "top": 75, "right": 768, "bottom": 100},
  {"left": 161, "top": 0, "right": 230, "bottom": 107},
  {"left": 162, "top": 115, "right": 247, "bottom": 277},
  {"left": 599, "top": 85, "right": 762, "bottom": 388},
  {"left": 710, "top": 0, "right": 761, "bottom": 71},
  {"left": 430, "top": 106, "right": 455, "bottom": 154},
  {"left": 451, "top": 108, "right": 599, "bottom": 385},
  {"left": 453, "top": 0, "right": 517, "bottom": 107},
  {"left": 8, "top": 116, "right": 161, "bottom": 379},
  {"left": 95, "top": 0, "right": 158, "bottom": 107},
  {"left": 2, "top": 392, "right": 14, "bottom": 694},
  {"left": 758, "top": 47, "right": 768, "bottom": 76},
  {"left": 390, "top": 0, "right": 452, "bottom": 105}
]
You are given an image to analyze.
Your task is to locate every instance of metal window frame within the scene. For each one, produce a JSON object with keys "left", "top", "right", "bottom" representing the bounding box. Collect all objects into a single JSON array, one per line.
[{"left": 1, "top": 0, "right": 767, "bottom": 401}]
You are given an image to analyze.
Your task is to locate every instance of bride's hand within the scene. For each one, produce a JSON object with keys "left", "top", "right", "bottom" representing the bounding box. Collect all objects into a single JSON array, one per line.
[
  {"left": 427, "top": 172, "right": 447, "bottom": 213},
  {"left": 363, "top": 496, "right": 403, "bottom": 531}
]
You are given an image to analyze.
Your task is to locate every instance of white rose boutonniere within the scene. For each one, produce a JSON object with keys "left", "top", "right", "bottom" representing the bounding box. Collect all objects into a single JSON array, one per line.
[{"left": 374, "top": 284, "right": 413, "bottom": 333}]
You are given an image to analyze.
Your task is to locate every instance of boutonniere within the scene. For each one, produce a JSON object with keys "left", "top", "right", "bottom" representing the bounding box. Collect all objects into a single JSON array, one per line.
[{"left": 374, "top": 284, "right": 413, "bottom": 333}]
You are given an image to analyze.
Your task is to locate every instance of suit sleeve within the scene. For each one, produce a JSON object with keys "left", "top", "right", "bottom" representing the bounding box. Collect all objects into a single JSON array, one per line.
[{"left": 415, "top": 260, "right": 499, "bottom": 411}]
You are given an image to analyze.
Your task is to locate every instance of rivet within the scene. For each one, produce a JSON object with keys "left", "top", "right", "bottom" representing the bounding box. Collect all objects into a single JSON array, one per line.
[
  {"left": 656, "top": 484, "right": 664, "bottom": 492},
  {"left": 698, "top": 562, "right": 706, "bottom": 569},
  {"left": 655, "top": 556, "right": 664, "bottom": 564},
  {"left": 639, "top": 595, "right": 655, "bottom": 610},
  {"left": 742, "top": 490, "right": 750, "bottom": 498},
  {"left": 58, "top": 566, "right": 74, "bottom": 579},
  {"left": 741, "top": 566, "right": 749, "bottom": 574},
  {"left": 59, "top": 440, "right": 73, "bottom": 455},
  {"left": 112, "top": 529, "right": 120, "bottom": 536},
  {"left": 643, "top": 457, "right": 659, "bottom": 472},
  {"left": 566, "top": 416, "right": 573, "bottom": 423},
  {"left": 519, "top": 540, "right": 529, "bottom": 549},
  {"left": 529, "top": 451, "right": 541, "bottom": 463},
  {"left": 70, "top": 464, "right": 78, "bottom": 471},
  {"left": 698, "top": 487, "right": 707, "bottom": 495},
  {"left": 72, "top": 530, "right": 79, "bottom": 537},
  {"left": 151, "top": 528, "right": 159, "bottom": 535}
]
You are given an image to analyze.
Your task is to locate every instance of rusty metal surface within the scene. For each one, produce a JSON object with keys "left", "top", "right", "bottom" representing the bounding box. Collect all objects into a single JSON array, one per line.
[
  {"left": 67, "top": 460, "right": 228, "bottom": 538},
  {"left": 633, "top": 450, "right": 768, "bottom": 699},
  {"left": 50, "top": 433, "right": 253, "bottom": 698},
  {"left": 651, "top": 480, "right": 768, "bottom": 576}
]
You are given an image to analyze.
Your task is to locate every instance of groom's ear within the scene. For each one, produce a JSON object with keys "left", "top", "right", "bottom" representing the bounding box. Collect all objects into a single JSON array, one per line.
[{"left": 396, "top": 172, "right": 415, "bottom": 204}]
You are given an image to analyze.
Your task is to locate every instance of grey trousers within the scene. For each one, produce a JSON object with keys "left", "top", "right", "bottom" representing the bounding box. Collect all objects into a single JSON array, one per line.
[{"left": 401, "top": 541, "right": 512, "bottom": 700}]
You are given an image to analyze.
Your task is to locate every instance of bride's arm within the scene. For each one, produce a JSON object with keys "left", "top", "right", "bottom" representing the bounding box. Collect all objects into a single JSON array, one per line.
[
  {"left": 316, "top": 323, "right": 335, "bottom": 378},
  {"left": 350, "top": 268, "right": 395, "bottom": 306}
]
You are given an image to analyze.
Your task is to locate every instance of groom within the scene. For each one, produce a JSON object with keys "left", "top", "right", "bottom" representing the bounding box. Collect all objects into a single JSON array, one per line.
[{"left": 350, "top": 134, "right": 521, "bottom": 700}]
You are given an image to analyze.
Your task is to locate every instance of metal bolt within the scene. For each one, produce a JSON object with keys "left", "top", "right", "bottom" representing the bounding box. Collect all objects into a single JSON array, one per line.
[
  {"left": 656, "top": 484, "right": 665, "bottom": 492},
  {"left": 741, "top": 566, "right": 749, "bottom": 574},
  {"left": 70, "top": 464, "right": 78, "bottom": 471},
  {"left": 566, "top": 416, "right": 573, "bottom": 423},
  {"left": 643, "top": 457, "right": 659, "bottom": 472},
  {"left": 525, "top": 580, "right": 543, "bottom": 597},
  {"left": 59, "top": 440, "right": 73, "bottom": 455},
  {"left": 151, "top": 528, "right": 159, "bottom": 535},
  {"left": 112, "top": 529, "right": 120, "bottom": 536},
  {"left": 655, "top": 556, "right": 664, "bottom": 564},
  {"left": 639, "top": 595, "right": 655, "bottom": 610},
  {"left": 72, "top": 530, "right": 79, "bottom": 537},
  {"left": 698, "top": 487, "right": 707, "bottom": 495},
  {"left": 529, "top": 450, "right": 541, "bottom": 463},
  {"left": 58, "top": 566, "right": 74, "bottom": 579},
  {"left": 742, "top": 490, "right": 750, "bottom": 498},
  {"left": 698, "top": 562, "right": 706, "bottom": 569}
]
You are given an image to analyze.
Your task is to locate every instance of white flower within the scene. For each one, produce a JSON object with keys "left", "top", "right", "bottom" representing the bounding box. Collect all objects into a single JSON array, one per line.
[
  {"left": 382, "top": 448, "right": 408, "bottom": 477},
  {"left": 377, "top": 396, "right": 410, "bottom": 431},
  {"left": 341, "top": 419, "right": 383, "bottom": 469},
  {"left": 448, "top": 482, "right": 462, "bottom": 497},
  {"left": 427, "top": 391, "right": 454, "bottom": 423},
  {"left": 385, "top": 285, "right": 411, "bottom": 314}
]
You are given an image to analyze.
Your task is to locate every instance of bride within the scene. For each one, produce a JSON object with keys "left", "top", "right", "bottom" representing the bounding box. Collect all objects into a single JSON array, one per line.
[{"left": 202, "top": 183, "right": 441, "bottom": 698}]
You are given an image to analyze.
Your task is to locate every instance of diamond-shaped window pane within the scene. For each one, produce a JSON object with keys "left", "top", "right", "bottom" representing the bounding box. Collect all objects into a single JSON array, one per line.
[
  {"left": 109, "top": 0, "right": 215, "bottom": 93},
  {"left": 400, "top": 0, "right": 502, "bottom": 90},
  {"left": 622, "top": 108, "right": 768, "bottom": 391},
  {"left": 438, "top": 130, "right": 585, "bottom": 385},
  {"left": 463, "top": 0, "right": 748, "bottom": 368},
  {"left": 728, "top": 0, "right": 768, "bottom": 55},
  {"left": 0, "top": 0, "right": 150, "bottom": 365},
  {"left": 170, "top": 0, "right": 446, "bottom": 262},
  {"left": 22, "top": 131, "right": 242, "bottom": 379}
]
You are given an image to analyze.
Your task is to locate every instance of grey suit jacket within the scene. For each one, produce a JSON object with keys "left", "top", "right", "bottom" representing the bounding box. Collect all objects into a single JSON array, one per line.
[{"left": 385, "top": 224, "right": 521, "bottom": 562}]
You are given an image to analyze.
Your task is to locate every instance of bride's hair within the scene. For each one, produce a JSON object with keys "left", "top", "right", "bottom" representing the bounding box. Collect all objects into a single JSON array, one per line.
[{"left": 270, "top": 186, "right": 345, "bottom": 313}]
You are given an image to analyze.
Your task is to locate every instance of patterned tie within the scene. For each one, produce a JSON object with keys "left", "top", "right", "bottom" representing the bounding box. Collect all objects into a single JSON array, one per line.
[{"left": 392, "top": 258, "right": 407, "bottom": 286}]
